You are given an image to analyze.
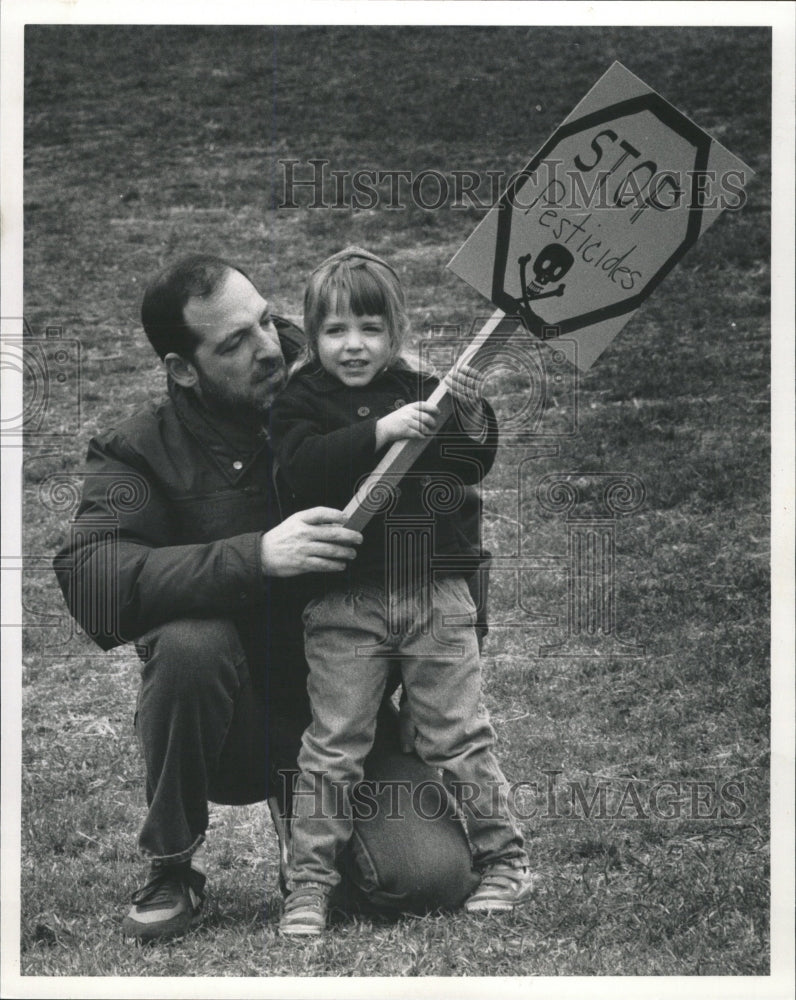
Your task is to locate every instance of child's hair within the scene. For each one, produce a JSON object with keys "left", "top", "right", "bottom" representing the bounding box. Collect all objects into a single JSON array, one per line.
[{"left": 297, "top": 246, "right": 410, "bottom": 373}]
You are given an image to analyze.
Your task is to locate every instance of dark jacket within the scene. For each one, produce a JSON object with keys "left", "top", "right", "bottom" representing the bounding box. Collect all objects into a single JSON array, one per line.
[
  {"left": 52, "top": 323, "right": 491, "bottom": 763},
  {"left": 53, "top": 323, "right": 305, "bottom": 653},
  {"left": 269, "top": 363, "right": 498, "bottom": 587}
]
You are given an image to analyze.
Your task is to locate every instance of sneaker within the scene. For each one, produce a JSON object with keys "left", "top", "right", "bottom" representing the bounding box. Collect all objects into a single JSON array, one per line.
[
  {"left": 279, "top": 882, "right": 330, "bottom": 937},
  {"left": 121, "top": 852, "right": 206, "bottom": 942},
  {"left": 464, "top": 863, "right": 538, "bottom": 913}
]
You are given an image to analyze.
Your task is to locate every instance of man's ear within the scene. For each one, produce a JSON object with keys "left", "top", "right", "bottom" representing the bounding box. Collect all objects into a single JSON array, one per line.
[{"left": 164, "top": 352, "right": 199, "bottom": 388}]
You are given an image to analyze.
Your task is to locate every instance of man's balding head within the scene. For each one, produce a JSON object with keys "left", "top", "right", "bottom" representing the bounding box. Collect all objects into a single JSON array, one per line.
[{"left": 141, "top": 254, "right": 251, "bottom": 360}]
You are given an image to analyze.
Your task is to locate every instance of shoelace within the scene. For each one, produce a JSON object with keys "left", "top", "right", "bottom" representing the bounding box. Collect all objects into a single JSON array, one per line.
[
  {"left": 477, "top": 867, "right": 528, "bottom": 890},
  {"left": 284, "top": 885, "right": 327, "bottom": 913},
  {"left": 131, "top": 866, "right": 204, "bottom": 907},
  {"left": 131, "top": 872, "right": 181, "bottom": 907}
]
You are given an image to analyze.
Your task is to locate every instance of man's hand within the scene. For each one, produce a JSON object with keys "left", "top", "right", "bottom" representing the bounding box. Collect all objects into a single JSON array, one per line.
[
  {"left": 375, "top": 400, "right": 441, "bottom": 450},
  {"left": 260, "top": 508, "right": 362, "bottom": 577}
]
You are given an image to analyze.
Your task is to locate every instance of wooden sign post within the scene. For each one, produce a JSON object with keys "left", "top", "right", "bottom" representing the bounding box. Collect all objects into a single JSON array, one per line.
[
  {"left": 342, "top": 62, "right": 751, "bottom": 531},
  {"left": 341, "top": 308, "right": 517, "bottom": 531}
]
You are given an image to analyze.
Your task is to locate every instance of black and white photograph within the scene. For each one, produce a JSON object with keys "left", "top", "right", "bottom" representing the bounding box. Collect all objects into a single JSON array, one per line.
[{"left": 1, "top": 1, "right": 793, "bottom": 996}]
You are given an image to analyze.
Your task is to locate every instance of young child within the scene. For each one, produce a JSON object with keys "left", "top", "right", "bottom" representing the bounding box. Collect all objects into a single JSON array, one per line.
[{"left": 269, "top": 246, "right": 535, "bottom": 936}]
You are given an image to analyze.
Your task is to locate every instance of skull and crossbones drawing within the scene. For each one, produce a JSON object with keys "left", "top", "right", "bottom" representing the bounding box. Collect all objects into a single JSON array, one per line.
[
  {"left": 520, "top": 243, "right": 574, "bottom": 300},
  {"left": 514, "top": 243, "right": 574, "bottom": 334}
]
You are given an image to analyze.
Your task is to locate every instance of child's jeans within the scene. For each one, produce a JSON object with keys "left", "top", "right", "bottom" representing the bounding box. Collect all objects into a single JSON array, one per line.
[{"left": 286, "top": 575, "right": 527, "bottom": 890}]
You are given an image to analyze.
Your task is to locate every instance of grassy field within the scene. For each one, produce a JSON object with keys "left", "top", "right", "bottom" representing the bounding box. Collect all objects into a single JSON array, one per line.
[{"left": 19, "top": 25, "right": 770, "bottom": 980}]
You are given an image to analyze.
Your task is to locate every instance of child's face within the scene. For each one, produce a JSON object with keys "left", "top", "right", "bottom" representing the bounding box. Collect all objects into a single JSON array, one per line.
[{"left": 316, "top": 308, "right": 392, "bottom": 387}]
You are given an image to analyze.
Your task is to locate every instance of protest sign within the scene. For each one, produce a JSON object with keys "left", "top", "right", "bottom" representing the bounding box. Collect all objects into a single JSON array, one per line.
[
  {"left": 448, "top": 61, "right": 753, "bottom": 370},
  {"left": 342, "top": 61, "right": 752, "bottom": 529}
]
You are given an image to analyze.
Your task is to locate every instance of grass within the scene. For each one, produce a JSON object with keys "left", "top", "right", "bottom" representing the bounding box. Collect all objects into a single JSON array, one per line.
[{"left": 18, "top": 24, "right": 770, "bottom": 980}]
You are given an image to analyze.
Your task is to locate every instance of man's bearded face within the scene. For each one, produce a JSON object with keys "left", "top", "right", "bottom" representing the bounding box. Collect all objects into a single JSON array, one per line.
[{"left": 182, "top": 269, "right": 287, "bottom": 417}]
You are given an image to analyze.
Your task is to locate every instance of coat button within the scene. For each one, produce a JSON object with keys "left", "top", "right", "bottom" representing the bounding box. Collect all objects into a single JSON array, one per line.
[
  {"left": 232, "top": 460, "right": 243, "bottom": 471},
  {"left": 394, "top": 398, "right": 406, "bottom": 409},
  {"left": 357, "top": 406, "right": 370, "bottom": 417}
]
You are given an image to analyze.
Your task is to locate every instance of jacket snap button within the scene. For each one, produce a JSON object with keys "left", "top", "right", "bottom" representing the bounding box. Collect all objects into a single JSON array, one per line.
[
  {"left": 232, "top": 460, "right": 243, "bottom": 471},
  {"left": 357, "top": 406, "right": 370, "bottom": 417},
  {"left": 394, "top": 398, "right": 406, "bottom": 408}
]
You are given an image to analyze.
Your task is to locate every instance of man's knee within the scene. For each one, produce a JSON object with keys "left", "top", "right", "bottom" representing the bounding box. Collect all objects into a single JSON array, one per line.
[
  {"left": 341, "top": 751, "right": 478, "bottom": 915},
  {"left": 136, "top": 618, "right": 245, "bottom": 696}
]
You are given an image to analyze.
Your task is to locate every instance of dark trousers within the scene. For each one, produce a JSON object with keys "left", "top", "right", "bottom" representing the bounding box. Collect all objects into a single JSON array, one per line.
[{"left": 133, "top": 617, "right": 478, "bottom": 914}]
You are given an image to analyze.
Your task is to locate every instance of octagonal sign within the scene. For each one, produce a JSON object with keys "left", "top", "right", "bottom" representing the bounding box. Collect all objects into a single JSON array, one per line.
[{"left": 449, "top": 63, "right": 752, "bottom": 370}]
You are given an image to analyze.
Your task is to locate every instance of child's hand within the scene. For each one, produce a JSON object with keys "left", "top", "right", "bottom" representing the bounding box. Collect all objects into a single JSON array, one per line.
[
  {"left": 444, "top": 363, "right": 487, "bottom": 438},
  {"left": 444, "top": 362, "right": 484, "bottom": 406},
  {"left": 375, "top": 400, "right": 441, "bottom": 449}
]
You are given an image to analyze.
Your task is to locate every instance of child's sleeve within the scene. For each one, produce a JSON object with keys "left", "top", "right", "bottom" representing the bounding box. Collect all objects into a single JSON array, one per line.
[{"left": 269, "top": 380, "right": 381, "bottom": 509}]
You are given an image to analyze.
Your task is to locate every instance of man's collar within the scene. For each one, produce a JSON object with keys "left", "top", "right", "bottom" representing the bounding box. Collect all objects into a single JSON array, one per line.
[
  {"left": 163, "top": 321, "right": 304, "bottom": 481},
  {"left": 274, "top": 315, "right": 305, "bottom": 365},
  {"left": 169, "top": 379, "right": 269, "bottom": 483}
]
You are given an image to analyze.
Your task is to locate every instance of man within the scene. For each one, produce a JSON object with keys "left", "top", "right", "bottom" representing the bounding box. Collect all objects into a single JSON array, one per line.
[{"left": 54, "top": 254, "right": 481, "bottom": 942}]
